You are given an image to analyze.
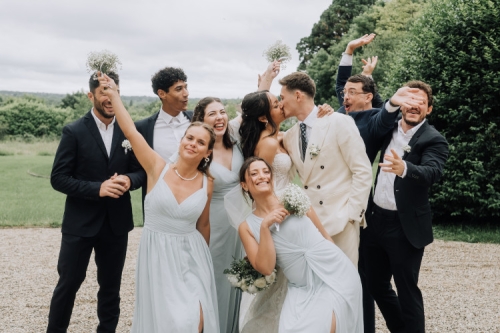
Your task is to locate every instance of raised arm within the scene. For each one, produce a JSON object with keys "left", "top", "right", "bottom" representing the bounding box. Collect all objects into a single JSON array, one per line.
[
  {"left": 238, "top": 207, "right": 289, "bottom": 276},
  {"left": 258, "top": 60, "right": 281, "bottom": 91},
  {"left": 98, "top": 74, "right": 163, "bottom": 177}
]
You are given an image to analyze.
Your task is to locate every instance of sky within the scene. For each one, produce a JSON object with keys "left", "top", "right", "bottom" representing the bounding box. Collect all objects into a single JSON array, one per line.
[{"left": 0, "top": 0, "right": 332, "bottom": 98}]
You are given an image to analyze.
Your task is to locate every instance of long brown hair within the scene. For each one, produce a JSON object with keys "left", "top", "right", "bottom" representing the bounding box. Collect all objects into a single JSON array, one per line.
[
  {"left": 192, "top": 97, "right": 234, "bottom": 149},
  {"left": 182, "top": 121, "right": 216, "bottom": 178},
  {"left": 239, "top": 156, "right": 274, "bottom": 201}
]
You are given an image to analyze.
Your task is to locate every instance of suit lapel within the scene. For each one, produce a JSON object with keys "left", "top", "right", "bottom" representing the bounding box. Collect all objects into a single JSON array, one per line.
[
  {"left": 108, "top": 124, "right": 122, "bottom": 160},
  {"left": 302, "top": 119, "right": 330, "bottom": 182},
  {"left": 147, "top": 111, "right": 160, "bottom": 148},
  {"left": 84, "top": 111, "right": 108, "bottom": 160},
  {"left": 403, "top": 121, "right": 428, "bottom": 160}
]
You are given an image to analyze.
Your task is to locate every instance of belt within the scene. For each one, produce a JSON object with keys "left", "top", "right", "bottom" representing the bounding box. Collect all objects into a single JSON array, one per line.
[{"left": 372, "top": 204, "right": 399, "bottom": 219}]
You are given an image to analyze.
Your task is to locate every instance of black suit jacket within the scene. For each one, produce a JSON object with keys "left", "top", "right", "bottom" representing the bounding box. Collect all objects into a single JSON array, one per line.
[
  {"left": 51, "top": 111, "right": 144, "bottom": 237},
  {"left": 134, "top": 110, "right": 193, "bottom": 216},
  {"left": 371, "top": 121, "right": 449, "bottom": 249}
]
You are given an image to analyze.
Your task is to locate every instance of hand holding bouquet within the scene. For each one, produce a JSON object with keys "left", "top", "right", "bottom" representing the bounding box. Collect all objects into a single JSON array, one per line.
[
  {"left": 262, "top": 40, "right": 292, "bottom": 69},
  {"left": 224, "top": 257, "right": 277, "bottom": 294}
]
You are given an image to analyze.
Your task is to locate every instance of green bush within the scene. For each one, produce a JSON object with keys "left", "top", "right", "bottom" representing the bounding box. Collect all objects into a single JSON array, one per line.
[
  {"left": 384, "top": 0, "right": 500, "bottom": 221},
  {"left": 0, "top": 98, "right": 70, "bottom": 137}
]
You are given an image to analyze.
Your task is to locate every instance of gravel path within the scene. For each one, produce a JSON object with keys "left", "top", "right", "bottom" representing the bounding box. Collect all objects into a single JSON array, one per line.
[{"left": 1, "top": 228, "right": 499, "bottom": 332}]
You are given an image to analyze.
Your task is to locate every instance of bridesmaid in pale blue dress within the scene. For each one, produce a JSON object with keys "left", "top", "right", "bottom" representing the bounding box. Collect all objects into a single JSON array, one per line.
[
  {"left": 193, "top": 97, "right": 244, "bottom": 333},
  {"left": 238, "top": 157, "right": 363, "bottom": 333},
  {"left": 99, "top": 74, "right": 219, "bottom": 333}
]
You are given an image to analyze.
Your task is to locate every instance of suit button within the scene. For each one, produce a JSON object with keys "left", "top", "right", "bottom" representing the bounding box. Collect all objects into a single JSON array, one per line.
[
  {"left": 319, "top": 201, "right": 323, "bottom": 205},
  {"left": 317, "top": 185, "right": 320, "bottom": 189},
  {"left": 320, "top": 165, "right": 324, "bottom": 169},
  {"left": 304, "top": 186, "right": 308, "bottom": 189}
]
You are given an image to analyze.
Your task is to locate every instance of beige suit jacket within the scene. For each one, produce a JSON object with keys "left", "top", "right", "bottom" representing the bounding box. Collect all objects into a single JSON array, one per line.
[{"left": 284, "top": 112, "right": 372, "bottom": 236}]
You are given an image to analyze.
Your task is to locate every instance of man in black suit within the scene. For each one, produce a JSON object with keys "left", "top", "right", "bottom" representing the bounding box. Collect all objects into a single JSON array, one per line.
[
  {"left": 335, "top": 34, "right": 399, "bottom": 333},
  {"left": 47, "top": 72, "right": 143, "bottom": 333},
  {"left": 363, "top": 80, "right": 449, "bottom": 333},
  {"left": 135, "top": 67, "right": 193, "bottom": 208}
]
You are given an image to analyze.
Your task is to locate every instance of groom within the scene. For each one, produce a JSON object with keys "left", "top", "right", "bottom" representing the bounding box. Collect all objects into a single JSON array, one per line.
[{"left": 280, "top": 72, "right": 372, "bottom": 265}]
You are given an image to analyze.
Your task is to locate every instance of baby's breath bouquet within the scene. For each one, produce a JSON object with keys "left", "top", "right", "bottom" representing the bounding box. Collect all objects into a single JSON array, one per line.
[
  {"left": 223, "top": 257, "right": 277, "bottom": 294},
  {"left": 262, "top": 40, "right": 292, "bottom": 69},
  {"left": 86, "top": 50, "right": 122, "bottom": 80},
  {"left": 279, "top": 184, "right": 311, "bottom": 217}
]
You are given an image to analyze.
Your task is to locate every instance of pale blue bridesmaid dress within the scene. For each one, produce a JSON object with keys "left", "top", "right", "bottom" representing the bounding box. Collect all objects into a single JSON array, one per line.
[
  {"left": 245, "top": 213, "right": 363, "bottom": 333},
  {"left": 131, "top": 164, "right": 219, "bottom": 333},
  {"left": 209, "top": 144, "right": 245, "bottom": 333}
]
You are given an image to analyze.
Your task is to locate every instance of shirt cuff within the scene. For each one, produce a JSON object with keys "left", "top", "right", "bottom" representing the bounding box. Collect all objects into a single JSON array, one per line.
[
  {"left": 385, "top": 101, "right": 399, "bottom": 113},
  {"left": 339, "top": 53, "right": 353, "bottom": 66},
  {"left": 399, "top": 161, "right": 408, "bottom": 178}
]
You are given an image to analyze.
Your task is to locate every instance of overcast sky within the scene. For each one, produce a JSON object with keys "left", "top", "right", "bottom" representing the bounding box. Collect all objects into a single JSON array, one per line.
[{"left": 0, "top": 0, "right": 331, "bottom": 98}]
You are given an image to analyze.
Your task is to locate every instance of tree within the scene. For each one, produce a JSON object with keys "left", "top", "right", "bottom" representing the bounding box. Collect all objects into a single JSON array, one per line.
[
  {"left": 384, "top": 0, "right": 500, "bottom": 221},
  {"left": 296, "top": 0, "right": 375, "bottom": 70}
]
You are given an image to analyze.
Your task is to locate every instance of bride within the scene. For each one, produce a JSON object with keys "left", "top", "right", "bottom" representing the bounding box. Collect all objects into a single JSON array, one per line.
[
  {"left": 237, "top": 157, "right": 363, "bottom": 333},
  {"left": 235, "top": 77, "right": 333, "bottom": 332}
]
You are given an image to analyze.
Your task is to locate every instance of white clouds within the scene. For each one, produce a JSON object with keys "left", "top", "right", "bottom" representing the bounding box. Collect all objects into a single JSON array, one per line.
[{"left": 0, "top": 0, "right": 331, "bottom": 98}]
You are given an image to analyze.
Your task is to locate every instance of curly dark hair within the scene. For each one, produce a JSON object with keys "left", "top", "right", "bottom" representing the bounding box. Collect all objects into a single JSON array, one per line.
[
  {"left": 192, "top": 97, "right": 234, "bottom": 150},
  {"left": 239, "top": 156, "right": 274, "bottom": 201},
  {"left": 89, "top": 71, "right": 119, "bottom": 93},
  {"left": 239, "top": 91, "right": 277, "bottom": 159},
  {"left": 151, "top": 67, "right": 187, "bottom": 95}
]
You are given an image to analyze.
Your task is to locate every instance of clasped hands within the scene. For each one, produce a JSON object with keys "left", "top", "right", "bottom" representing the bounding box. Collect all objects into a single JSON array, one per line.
[
  {"left": 99, "top": 173, "right": 131, "bottom": 198},
  {"left": 379, "top": 149, "right": 405, "bottom": 177}
]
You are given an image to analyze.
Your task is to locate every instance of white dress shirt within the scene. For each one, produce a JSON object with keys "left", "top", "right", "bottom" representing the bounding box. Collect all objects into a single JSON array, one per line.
[
  {"left": 153, "top": 109, "right": 190, "bottom": 162},
  {"left": 298, "top": 106, "right": 319, "bottom": 153},
  {"left": 91, "top": 108, "right": 115, "bottom": 157},
  {"left": 373, "top": 119, "right": 426, "bottom": 211}
]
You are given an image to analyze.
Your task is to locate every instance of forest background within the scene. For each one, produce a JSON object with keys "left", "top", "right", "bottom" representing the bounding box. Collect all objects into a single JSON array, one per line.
[{"left": 1, "top": 0, "right": 499, "bottom": 240}]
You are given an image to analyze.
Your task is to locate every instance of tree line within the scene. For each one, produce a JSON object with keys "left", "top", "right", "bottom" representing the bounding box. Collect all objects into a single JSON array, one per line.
[{"left": 298, "top": 0, "right": 500, "bottom": 222}]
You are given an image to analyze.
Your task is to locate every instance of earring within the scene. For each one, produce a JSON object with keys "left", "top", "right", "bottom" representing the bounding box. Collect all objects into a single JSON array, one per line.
[
  {"left": 265, "top": 121, "right": 268, "bottom": 128},
  {"left": 203, "top": 157, "right": 210, "bottom": 168}
]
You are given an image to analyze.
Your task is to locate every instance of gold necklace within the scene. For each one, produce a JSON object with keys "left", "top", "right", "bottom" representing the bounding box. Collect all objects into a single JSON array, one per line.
[{"left": 173, "top": 166, "right": 198, "bottom": 181}]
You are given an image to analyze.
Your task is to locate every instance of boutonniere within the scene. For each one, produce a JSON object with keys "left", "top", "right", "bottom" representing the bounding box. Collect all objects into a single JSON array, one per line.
[
  {"left": 122, "top": 139, "right": 132, "bottom": 154},
  {"left": 309, "top": 144, "right": 321, "bottom": 159},
  {"left": 402, "top": 144, "right": 411, "bottom": 153}
]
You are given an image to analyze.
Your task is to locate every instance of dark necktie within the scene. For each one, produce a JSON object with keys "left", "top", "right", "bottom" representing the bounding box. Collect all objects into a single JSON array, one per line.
[{"left": 300, "top": 123, "right": 307, "bottom": 161}]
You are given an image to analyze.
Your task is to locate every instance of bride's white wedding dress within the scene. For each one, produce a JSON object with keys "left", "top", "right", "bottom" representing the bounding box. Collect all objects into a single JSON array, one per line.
[{"left": 241, "top": 153, "right": 363, "bottom": 333}]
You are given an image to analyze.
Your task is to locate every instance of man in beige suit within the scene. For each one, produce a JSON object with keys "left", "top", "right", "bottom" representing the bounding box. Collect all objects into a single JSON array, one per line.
[{"left": 280, "top": 72, "right": 372, "bottom": 265}]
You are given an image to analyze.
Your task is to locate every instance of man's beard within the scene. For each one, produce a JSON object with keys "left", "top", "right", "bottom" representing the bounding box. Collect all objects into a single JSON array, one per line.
[
  {"left": 94, "top": 99, "right": 114, "bottom": 119},
  {"left": 403, "top": 113, "right": 424, "bottom": 127}
]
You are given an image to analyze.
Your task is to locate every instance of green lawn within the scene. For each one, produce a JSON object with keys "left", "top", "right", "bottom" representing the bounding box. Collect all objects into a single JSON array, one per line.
[
  {"left": 0, "top": 155, "right": 143, "bottom": 227},
  {"left": 1, "top": 152, "right": 498, "bottom": 244}
]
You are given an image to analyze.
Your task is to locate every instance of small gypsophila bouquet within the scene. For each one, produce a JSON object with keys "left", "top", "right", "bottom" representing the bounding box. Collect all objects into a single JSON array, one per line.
[
  {"left": 279, "top": 183, "right": 311, "bottom": 217},
  {"left": 262, "top": 40, "right": 292, "bottom": 69},
  {"left": 223, "top": 257, "right": 277, "bottom": 294},
  {"left": 86, "top": 50, "right": 122, "bottom": 80}
]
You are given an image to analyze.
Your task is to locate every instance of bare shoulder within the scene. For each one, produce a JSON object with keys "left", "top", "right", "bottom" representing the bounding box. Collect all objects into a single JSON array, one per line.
[{"left": 256, "top": 136, "right": 280, "bottom": 151}]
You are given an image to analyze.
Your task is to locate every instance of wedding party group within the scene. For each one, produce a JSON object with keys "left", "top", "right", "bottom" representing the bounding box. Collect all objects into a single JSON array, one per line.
[{"left": 46, "top": 34, "right": 449, "bottom": 333}]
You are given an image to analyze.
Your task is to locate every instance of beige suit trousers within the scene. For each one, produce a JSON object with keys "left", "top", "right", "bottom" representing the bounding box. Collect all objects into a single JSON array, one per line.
[{"left": 331, "top": 220, "right": 360, "bottom": 268}]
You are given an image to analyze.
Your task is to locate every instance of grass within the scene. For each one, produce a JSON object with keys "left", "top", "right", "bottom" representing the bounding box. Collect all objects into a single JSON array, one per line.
[
  {"left": 0, "top": 154, "right": 144, "bottom": 227},
  {"left": 0, "top": 141, "right": 498, "bottom": 243}
]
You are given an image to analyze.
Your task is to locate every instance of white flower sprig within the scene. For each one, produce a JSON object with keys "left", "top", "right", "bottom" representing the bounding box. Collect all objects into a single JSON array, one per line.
[
  {"left": 279, "top": 184, "right": 311, "bottom": 217},
  {"left": 86, "top": 50, "right": 122, "bottom": 80},
  {"left": 309, "top": 144, "right": 321, "bottom": 159},
  {"left": 224, "top": 257, "right": 277, "bottom": 294},
  {"left": 122, "top": 139, "right": 132, "bottom": 154},
  {"left": 262, "top": 40, "right": 292, "bottom": 69},
  {"left": 402, "top": 145, "right": 411, "bottom": 153}
]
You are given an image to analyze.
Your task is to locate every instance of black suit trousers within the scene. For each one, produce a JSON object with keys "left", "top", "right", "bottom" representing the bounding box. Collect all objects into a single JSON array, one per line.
[
  {"left": 47, "top": 218, "right": 128, "bottom": 333},
  {"left": 362, "top": 204, "right": 425, "bottom": 333}
]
